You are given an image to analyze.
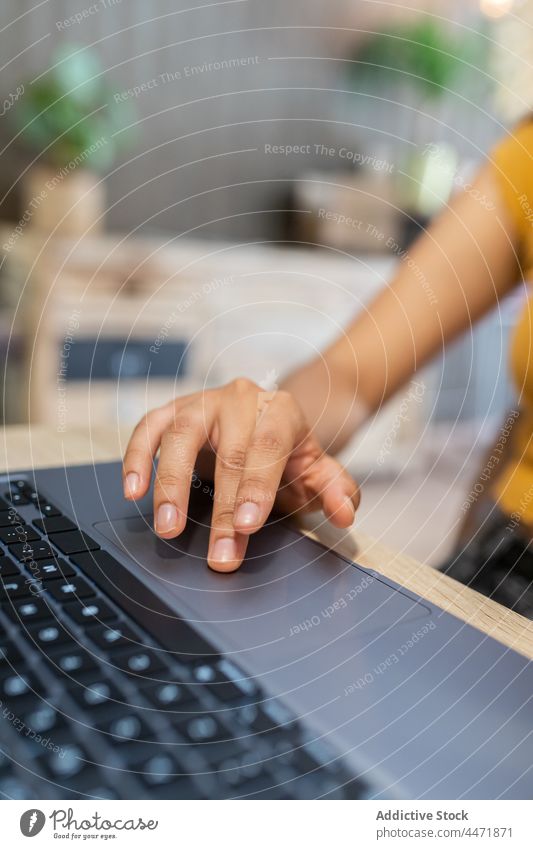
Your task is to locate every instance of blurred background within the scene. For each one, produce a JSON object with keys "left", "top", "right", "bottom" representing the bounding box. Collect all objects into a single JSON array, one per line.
[{"left": 0, "top": 0, "right": 530, "bottom": 565}]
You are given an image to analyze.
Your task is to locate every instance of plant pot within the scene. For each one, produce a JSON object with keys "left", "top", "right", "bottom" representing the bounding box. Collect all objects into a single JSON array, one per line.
[{"left": 21, "top": 164, "right": 106, "bottom": 237}]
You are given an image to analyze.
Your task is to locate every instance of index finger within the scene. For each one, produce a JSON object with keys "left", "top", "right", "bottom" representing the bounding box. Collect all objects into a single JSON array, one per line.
[{"left": 122, "top": 405, "right": 173, "bottom": 500}]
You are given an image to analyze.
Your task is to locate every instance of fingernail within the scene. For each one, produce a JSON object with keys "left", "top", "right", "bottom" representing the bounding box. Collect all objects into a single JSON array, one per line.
[
  {"left": 124, "top": 472, "right": 140, "bottom": 497},
  {"left": 234, "top": 501, "right": 261, "bottom": 528},
  {"left": 156, "top": 502, "right": 179, "bottom": 534},
  {"left": 210, "top": 537, "right": 237, "bottom": 564}
]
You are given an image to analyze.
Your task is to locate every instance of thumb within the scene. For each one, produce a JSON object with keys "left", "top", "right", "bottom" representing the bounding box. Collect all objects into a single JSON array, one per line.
[
  {"left": 311, "top": 452, "right": 360, "bottom": 528},
  {"left": 278, "top": 435, "right": 360, "bottom": 528}
]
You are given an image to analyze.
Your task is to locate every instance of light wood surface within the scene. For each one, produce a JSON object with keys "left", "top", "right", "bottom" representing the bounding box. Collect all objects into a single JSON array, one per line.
[{"left": 2, "top": 424, "right": 533, "bottom": 660}]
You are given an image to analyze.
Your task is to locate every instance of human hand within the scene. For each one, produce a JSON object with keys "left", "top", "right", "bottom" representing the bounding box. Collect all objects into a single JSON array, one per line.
[{"left": 123, "top": 378, "right": 360, "bottom": 572}]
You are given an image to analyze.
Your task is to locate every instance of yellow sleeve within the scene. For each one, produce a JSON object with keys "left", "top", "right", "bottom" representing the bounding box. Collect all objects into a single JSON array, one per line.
[{"left": 490, "top": 120, "right": 533, "bottom": 263}]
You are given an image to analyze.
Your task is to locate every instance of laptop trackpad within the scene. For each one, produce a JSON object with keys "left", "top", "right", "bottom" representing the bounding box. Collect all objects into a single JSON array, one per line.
[{"left": 93, "top": 514, "right": 431, "bottom": 667}]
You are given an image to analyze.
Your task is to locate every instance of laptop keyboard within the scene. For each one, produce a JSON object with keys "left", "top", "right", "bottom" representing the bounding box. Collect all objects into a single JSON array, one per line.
[{"left": 0, "top": 479, "right": 369, "bottom": 800}]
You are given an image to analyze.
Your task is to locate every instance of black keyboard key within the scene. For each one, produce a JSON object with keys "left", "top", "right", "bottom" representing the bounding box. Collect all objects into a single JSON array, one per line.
[
  {"left": 5, "top": 490, "right": 29, "bottom": 507},
  {"left": 27, "top": 621, "right": 74, "bottom": 650},
  {"left": 0, "top": 776, "right": 35, "bottom": 799},
  {"left": 0, "top": 511, "right": 22, "bottom": 528},
  {"left": 113, "top": 648, "right": 167, "bottom": 677},
  {"left": 233, "top": 703, "right": 268, "bottom": 733},
  {"left": 0, "top": 526, "right": 39, "bottom": 545},
  {"left": 3, "top": 597, "right": 52, "bottom": 623},
  {"left": 88, "top": 623, "right": 138, "bottom": 651},
  {"left": 144, "top": 681, "right": 195, "bottom": 710},
  {"left": 39, "top": 743, "right": 89, "bottom": 780},
  {"left": 192, "top": 659, "right": 258, "bottom": 703},
  {"left": 49, "top": 647, "right": 98, "bottom": 678},
  {"left": 26, "top": 489, "right": 42, "bottom": 504},
  {"left": 176, "top": 714, "right": 229, "bottom": 744},
  {"left": 214, "top": 750, "right": 271, "bottom": 790},
  {"left": 193, "top": 663, "right": 241, "bottom": 702},
  {"left": 22, "top": 703, "right": 66, "bottom": 736},
  {"left": 40, "top": 503, "right": 61, "bottom": 518},
  {"left": 0, "top": 576, "right": 41, "bottom": 600},
  {"left": 32, "top": 559, "right": 76, "bottom": 582},
  {"left": 268, "top": 736, "right": 324, "bottom": 778},
  {"left": 48, "top": 530, "right": 100, "bottom": 556},
  {"left": 64, "top": 598, "right": 116, "bottom": 625},
  {"left": 11, "top": 480, "right": 29, "bottom": 492},
  {"left": 70, "top": 550, "right": 122, "bottom": 574},
  {"left": 0, "top": 556, "right": 20, "bottom": 577},
  {"left": 10, "top": 541, "right": 55, "bottom": 562},
  {"left": 198, "top": 737, "right": 250, "bottom": 769},
  {"left": 68, "top": 677, "right": 123, "bottom": 711},
  {"left": 97, "top": 712, "right": 151, "bottom": 744},
  {"left": 234, "top": 700, "right": 296, "bottom": 735},
  {"left": 33, "top": 517, "right": 77, "bottom": 535},
  {"left": 0, "top": 670, "right": 39, "bottom": 703},
  {"left": 47, "top": 576, "right": 96, "bottom": 602},
  {"left": 132, "top": 753, "right": 182, "bottom": 788}
]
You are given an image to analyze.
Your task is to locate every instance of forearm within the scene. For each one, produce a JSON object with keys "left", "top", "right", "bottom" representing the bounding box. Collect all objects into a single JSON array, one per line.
[
  {"left": 284, "top": 166, "right": 519, "bottom": 453},
  {"left": 282, "top": 355, "right": 368, "bottom": 454}
]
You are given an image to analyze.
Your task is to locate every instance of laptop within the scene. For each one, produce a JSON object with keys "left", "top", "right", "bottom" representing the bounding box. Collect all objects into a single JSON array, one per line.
[{"left": 0, "top": 460, "right": 531, "bottom": 800}]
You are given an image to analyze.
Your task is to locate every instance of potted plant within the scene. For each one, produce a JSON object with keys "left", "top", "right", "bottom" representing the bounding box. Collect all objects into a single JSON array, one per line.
[
  {"left": 348, "top": 19, "right": 487, "bottom": 224},
  {"left": 13, "top": 45, "right": 134, "bottom": 236}
]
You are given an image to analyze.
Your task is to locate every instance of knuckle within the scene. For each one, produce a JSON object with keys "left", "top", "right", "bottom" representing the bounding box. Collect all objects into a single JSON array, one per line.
[
  {"left": 155, "top": 471, "right": 182, "bottom": 491},
  {"left": 218, "top": 445, "right": 247, "bottom": 473},
  {"left": 230, "top": 377, "right": 257, "bottom": 395},
  {"left": 124, "top": 446, "right": 146, "bottom": 466},
  {"left": 211, "top": 505, "right": 235, "bottom": 525},
  {"left": 131, "top": 414, "right": 151, "bottom": 438},
  {"left": 169, "top": 412, "right": 201, "bottom": 433},
  {"left": 250, "top": 431, "right": 285, "bottom": 454},
  {"left": 138, "top": 403, "right": 169, "bottom": 428},
  {"left": 239, "top": 475, "right": 273, "bottom": 498},
  {"left": 161, "top": 428, "right": 186, "bottom": 450}
]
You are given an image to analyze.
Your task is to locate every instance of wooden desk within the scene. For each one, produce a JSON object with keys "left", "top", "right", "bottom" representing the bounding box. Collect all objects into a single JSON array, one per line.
[{"left": 2, "top": 424, "right": 533, "bottom": 660}]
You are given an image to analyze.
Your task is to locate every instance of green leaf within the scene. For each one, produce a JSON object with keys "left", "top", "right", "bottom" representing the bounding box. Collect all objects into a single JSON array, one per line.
[
  {"left": 350, "top": 19, "right": 485, "bottom": 100},
  {"left": 11, "top": 44, "right": 137, "bottom": 171}
]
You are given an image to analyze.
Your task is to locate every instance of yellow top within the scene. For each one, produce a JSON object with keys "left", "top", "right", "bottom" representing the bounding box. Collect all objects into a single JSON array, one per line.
[{"left": 490, "top": 120, "right": 533, "bottom": 524}]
